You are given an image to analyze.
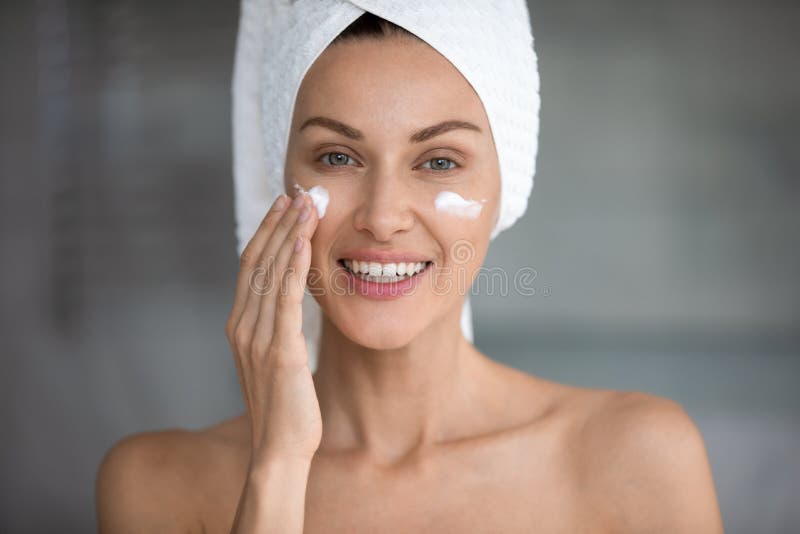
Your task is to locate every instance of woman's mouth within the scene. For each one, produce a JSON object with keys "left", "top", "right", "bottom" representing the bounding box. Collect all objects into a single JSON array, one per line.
[
  {"left": 336, "top": 258, "right": 433, "bottom": 300},
  {"left": 338, "top": 259, "right": 433, "bottom": 283}
]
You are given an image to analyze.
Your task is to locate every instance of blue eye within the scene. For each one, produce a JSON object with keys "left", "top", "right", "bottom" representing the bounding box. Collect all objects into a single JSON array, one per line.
[
  {"left": 320, "top": 152, "right": 355, "bottom": 166},
  {"left": 421, "top": 157, "right": 459, "bottom": 171}
]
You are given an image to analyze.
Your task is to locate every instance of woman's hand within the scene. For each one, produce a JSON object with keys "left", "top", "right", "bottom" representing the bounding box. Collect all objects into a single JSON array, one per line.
[{"left": 225, "top": 192, "right": 322, "bottom": 470}]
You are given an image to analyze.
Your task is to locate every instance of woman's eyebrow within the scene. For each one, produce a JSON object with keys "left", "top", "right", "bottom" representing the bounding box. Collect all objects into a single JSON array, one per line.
[{"left": 298, "top": 116, "right": 482, "bottom": 143}]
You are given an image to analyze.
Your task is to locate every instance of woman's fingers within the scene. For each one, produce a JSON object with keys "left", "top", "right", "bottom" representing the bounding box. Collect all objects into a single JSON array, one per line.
[
  {"left": 226, "top": 193, "right": 288, "bottom": 340},
  {"left": 237, "top": 193, "right": 308, "bottom": 343},
  {"left": 255, "top": 197, "right": 318, "bottom": 358},
  {"left": 269, "top": 233, "right": 313, "bottom": 368}
]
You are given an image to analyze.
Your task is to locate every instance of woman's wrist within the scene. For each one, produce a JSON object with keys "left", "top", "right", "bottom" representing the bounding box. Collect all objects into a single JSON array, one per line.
[
  {"left": 248, "top": 453, "right": 313, "bottom": 481},
  {"left": 231, "top": 455, "right": 313, "bottom": 533}
]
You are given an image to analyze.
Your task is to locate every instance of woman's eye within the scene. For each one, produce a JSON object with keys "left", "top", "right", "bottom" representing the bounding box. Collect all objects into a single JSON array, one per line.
[
  {"left": 420, "top": 157, "right": 459, "bottom": 172},
  {"left": 320, "top": 152, "right": 356, "bottom": 167},
  {"left": 318, "top": 152, "right": 459, "bottom": 173}
]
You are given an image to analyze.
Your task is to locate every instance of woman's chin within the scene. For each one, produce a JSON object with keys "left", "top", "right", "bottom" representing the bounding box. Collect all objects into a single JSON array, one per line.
[{"left": 338, "top": 318, "right": 421, "bottom": 350}]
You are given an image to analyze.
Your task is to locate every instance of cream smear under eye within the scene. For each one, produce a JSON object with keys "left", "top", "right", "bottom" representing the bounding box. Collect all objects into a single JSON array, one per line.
[
  {"left": 293, "top": 183, "right": 329, "bottom": 218},
  {"left": 434, "top": 191, "right": 487, "bottom": 219}
]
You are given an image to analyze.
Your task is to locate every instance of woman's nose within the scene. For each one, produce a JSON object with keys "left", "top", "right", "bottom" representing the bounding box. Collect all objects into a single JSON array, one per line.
[{"left": 352, "top": 173, "right": 414, "bottom": 242}]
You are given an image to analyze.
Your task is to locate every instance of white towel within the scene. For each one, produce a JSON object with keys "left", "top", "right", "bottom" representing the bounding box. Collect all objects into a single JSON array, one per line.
[{"left": 232, "top": 0, "right": 541, "bottom": 371}]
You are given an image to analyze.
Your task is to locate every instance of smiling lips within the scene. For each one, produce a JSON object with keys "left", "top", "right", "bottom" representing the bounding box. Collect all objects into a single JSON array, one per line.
[
  {"left": 333, "top": 249, "right": 435, "bottom": 299},
  {"left": 339, "top": 260, "right": 431, "bottom": 300},
  {"left": 336, "top": 253, "right": 431, "bottom": 303}
]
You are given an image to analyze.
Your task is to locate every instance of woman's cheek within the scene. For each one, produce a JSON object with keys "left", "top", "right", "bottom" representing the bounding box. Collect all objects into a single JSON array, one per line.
[{"left": 429, "top": 189, "right": 495, "bottom": 289}]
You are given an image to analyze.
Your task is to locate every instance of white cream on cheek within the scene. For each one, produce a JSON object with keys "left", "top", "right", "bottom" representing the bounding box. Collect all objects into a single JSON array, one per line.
[
  {"left": 293, "top": 183, "right": 329, "bottom": 218},
  {"left": 434, "top": 191, "right": 487, "bottom": 219}
]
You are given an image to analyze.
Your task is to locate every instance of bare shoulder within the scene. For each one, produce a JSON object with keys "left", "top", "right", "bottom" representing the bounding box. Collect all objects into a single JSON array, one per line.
[
  {"left": 95, "top": 428, "right": 205, "bottom": 533},
  {"left": 574, "top": 388, "right": 725, "bottom": 533},
  {"left": 95, "top": 417, "right": 247, "bottom": 533}
]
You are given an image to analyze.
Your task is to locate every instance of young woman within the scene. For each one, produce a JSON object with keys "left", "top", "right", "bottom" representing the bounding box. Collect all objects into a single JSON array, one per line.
[{"left": 96, "top": 9, "right": 724, "bottom": 534}]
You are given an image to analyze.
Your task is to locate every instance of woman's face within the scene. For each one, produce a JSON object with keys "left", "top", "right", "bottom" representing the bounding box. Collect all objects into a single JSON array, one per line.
[{"left": 284, "top": 35, "right": 501, "bottom": 349}]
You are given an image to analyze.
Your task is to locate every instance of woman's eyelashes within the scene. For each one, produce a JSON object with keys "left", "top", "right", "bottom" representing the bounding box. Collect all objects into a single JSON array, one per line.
[{"left": 317, "top": 151, "right": 461, "bottom": 174}]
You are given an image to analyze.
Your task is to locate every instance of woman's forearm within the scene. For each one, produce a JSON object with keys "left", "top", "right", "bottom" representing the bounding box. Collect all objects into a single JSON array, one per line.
[{"left": 230, "top": 457, "right": 312, "bottom": 533}]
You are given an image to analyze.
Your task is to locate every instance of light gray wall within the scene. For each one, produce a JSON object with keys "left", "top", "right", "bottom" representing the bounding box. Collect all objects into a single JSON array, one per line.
[{"left": 1, "top": 1, "right": 798, "bottom": 532}]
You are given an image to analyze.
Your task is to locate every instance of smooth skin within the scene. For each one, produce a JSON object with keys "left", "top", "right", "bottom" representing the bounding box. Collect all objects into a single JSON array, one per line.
[{"left": 95, "top": 32, "right": 725, "bottom": 534}]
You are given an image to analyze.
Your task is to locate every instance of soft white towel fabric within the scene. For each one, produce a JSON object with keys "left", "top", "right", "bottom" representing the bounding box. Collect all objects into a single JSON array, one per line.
[{"left": 232, "top": 0, "right": 541, "bottom": 371}]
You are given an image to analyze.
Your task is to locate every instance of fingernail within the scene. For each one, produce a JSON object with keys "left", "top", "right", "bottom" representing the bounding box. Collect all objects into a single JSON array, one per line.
[
  {"left": 273, "top": 194, "right": 287, "bottom": 211},
  {"left": 298, "top": 204, "right": 310, "bottom": 222},
  {"left": 291, "top": 194, "right": 304, "bottom": 209},
  {"left": 293, "top": 236, "right": 303, "bottom": 252}
]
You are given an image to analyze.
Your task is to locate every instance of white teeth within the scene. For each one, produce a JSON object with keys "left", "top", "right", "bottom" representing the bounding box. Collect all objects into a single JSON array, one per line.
[
  {"left": 341, "top": 259, "right": 430, "bottom": 282},
  {"left": 383, "top": 263, "right": 397, "bottom": 277}
]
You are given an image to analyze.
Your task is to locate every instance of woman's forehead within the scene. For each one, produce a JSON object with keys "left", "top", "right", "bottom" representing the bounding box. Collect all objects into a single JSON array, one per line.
[{"left": 294, "top": 37, "right": 490, "bottom": 131}]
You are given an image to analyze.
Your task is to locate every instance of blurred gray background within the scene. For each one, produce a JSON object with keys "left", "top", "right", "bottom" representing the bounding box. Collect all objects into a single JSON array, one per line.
[{"left": 1, "top": 0, "right": 798, "bottom": 532}]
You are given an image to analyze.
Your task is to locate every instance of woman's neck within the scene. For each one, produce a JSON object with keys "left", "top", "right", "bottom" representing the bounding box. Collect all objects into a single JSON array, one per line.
[{"left": 312, "top": 310, "right": 495, "bottom": 465}]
